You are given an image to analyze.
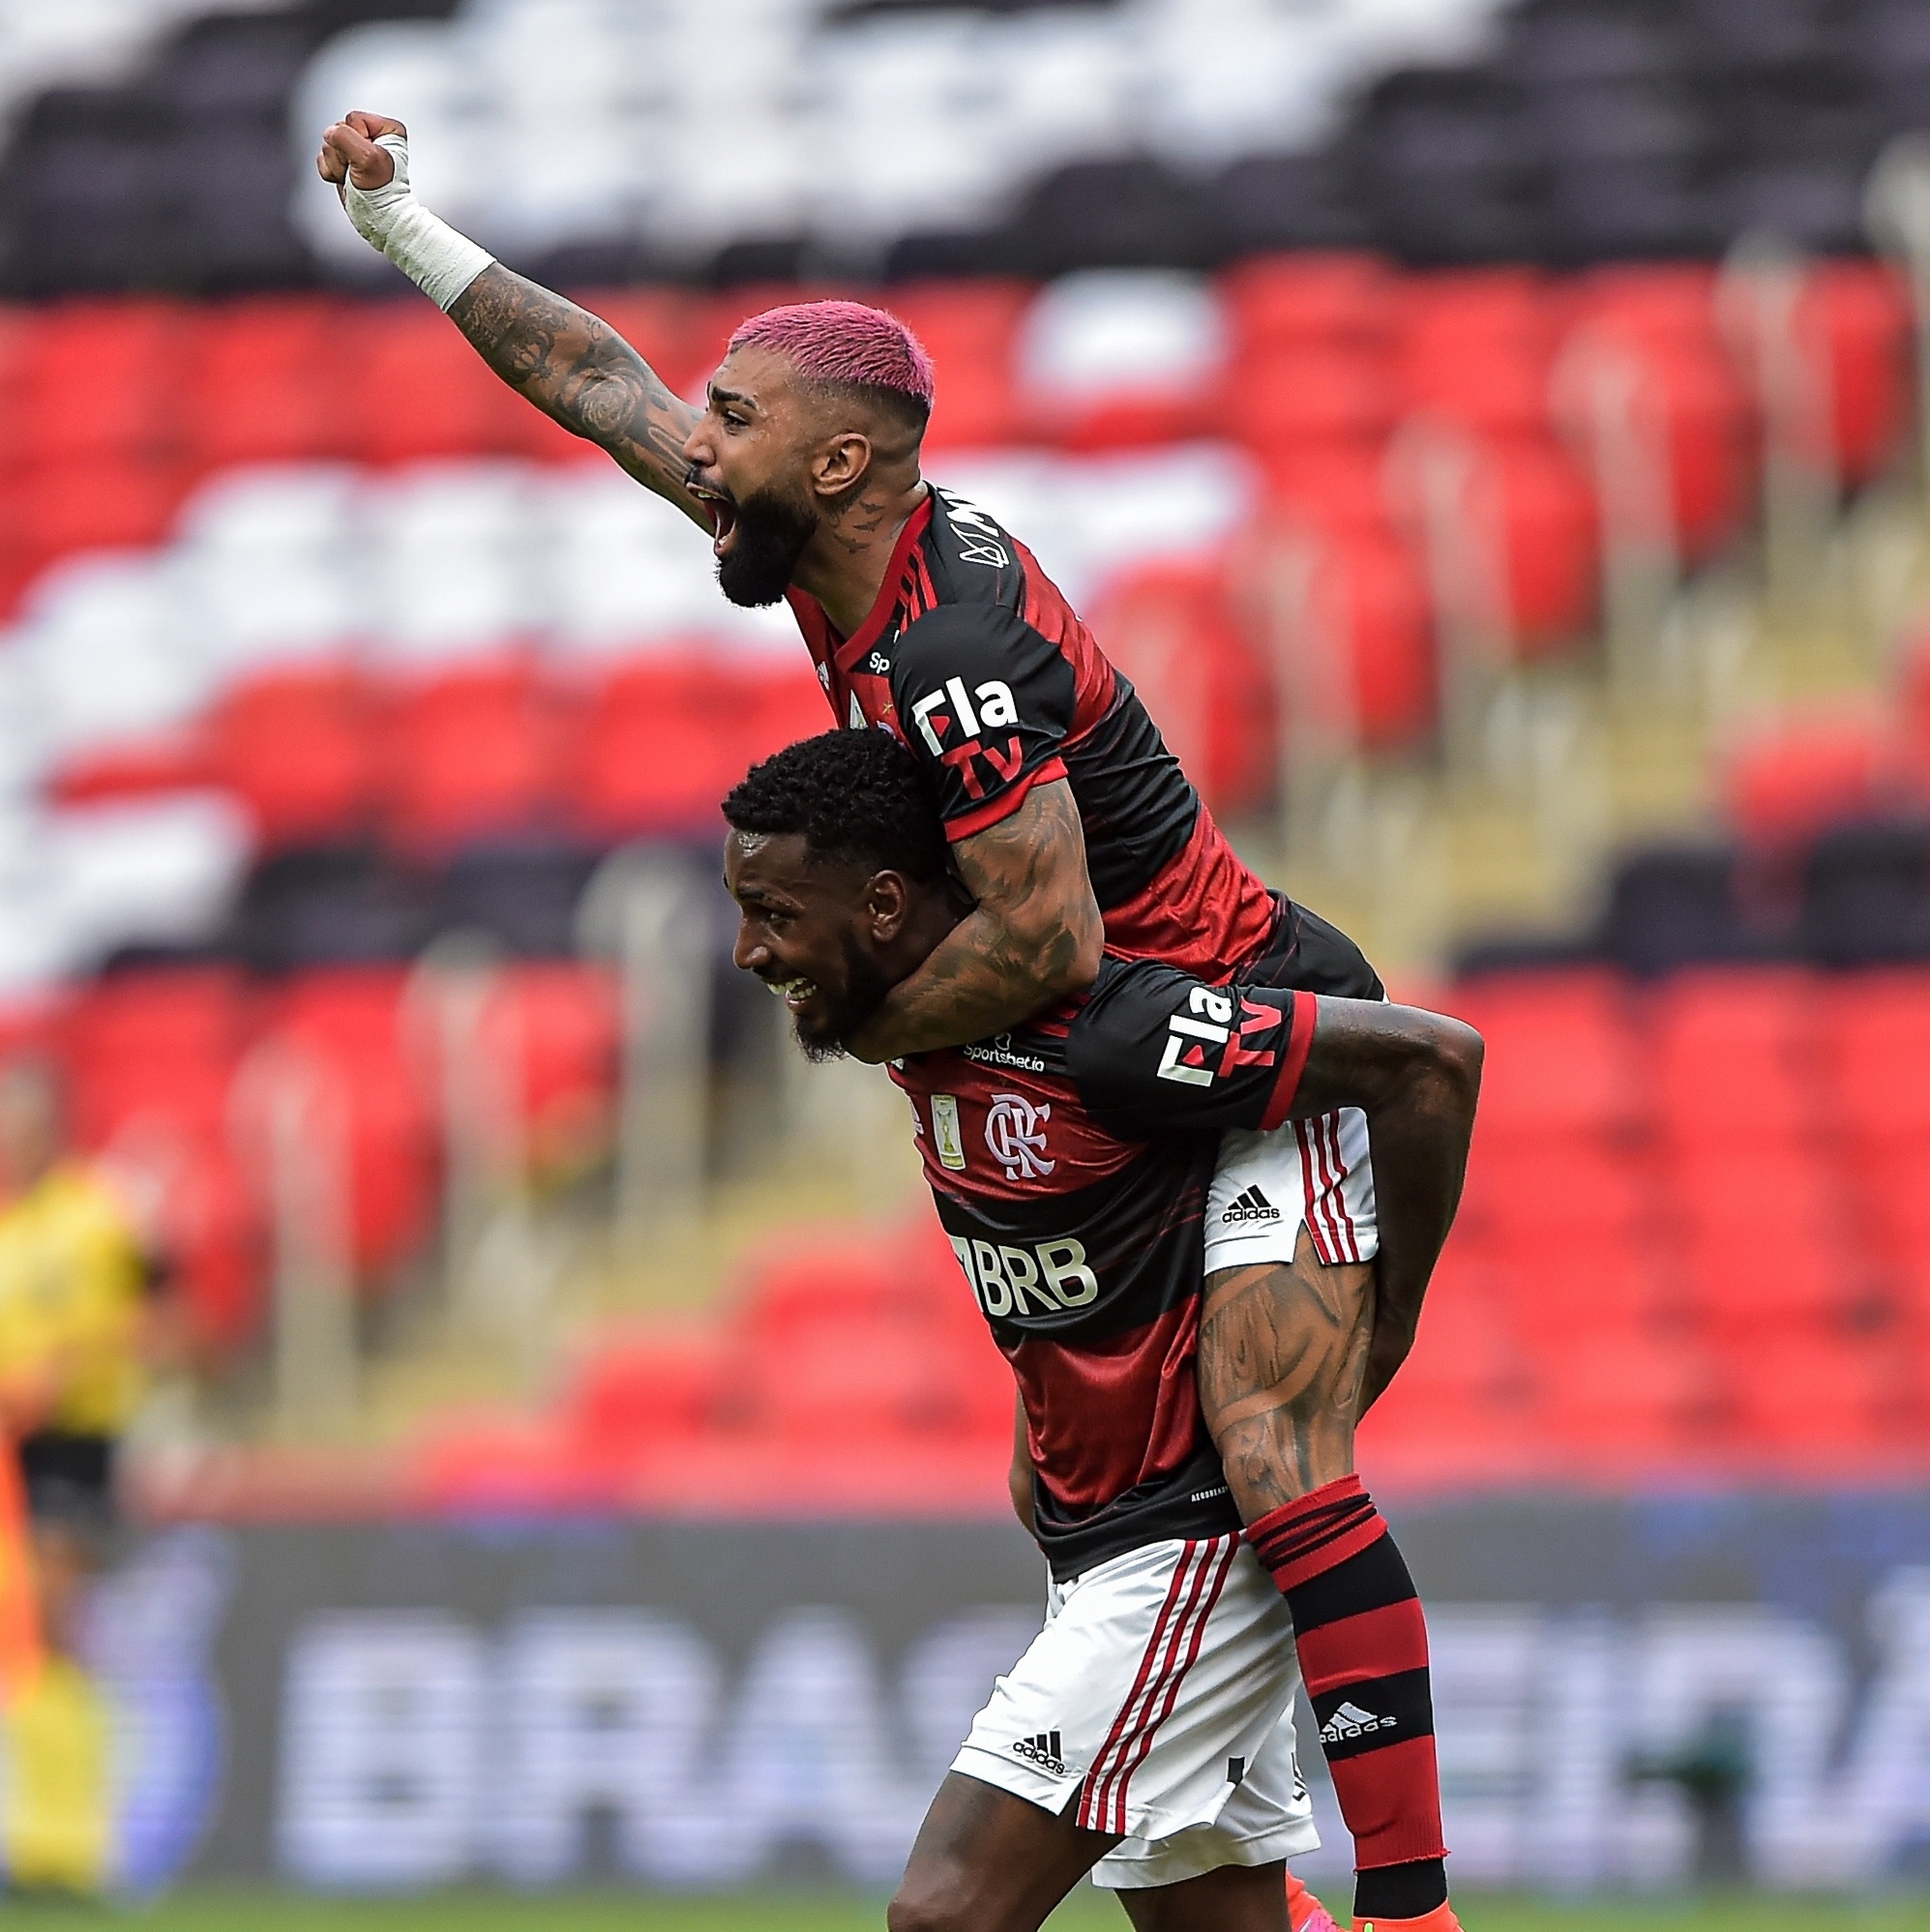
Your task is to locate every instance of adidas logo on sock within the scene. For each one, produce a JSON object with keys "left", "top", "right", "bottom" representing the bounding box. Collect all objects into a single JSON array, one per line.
[
  {"left": 1012, "top": 1730, "right": 1070, "bottom": 1776},
  {"left": 1320, "top": 1700, "right": 1396, "bottom": 1744},
  {"left": 1222, "top": 1184, "right": 1283, "bottom": 1225}
]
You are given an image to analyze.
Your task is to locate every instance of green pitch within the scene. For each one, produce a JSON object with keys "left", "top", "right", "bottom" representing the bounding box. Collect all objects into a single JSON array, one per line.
[{"left": 2, "top": 1891, "right": 1919, "bottom": 1929}]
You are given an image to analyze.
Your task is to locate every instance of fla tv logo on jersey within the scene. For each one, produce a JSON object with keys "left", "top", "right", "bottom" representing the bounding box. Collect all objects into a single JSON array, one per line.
[
  {"left": 906, "top": 673, "right": 1029, "bottom": 805},
  {"left": 1156, "top": 986, "right": 1286, "bottom": 1087}
]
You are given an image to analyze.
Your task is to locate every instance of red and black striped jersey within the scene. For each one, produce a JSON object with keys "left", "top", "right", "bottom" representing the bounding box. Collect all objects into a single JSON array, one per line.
[
  {"left": 891, "top": 954, "right": 1328, "bottom": 1577},
  {"left": 787, "top": 486, "right": 1278, "bottom": 980}
]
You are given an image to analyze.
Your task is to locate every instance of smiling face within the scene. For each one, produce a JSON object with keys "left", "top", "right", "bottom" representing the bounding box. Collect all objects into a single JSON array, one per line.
[
  {"left": 725, "top": 829, "right": 902, "bottom": 1059},
  {"left": 681, "top": 346, "right": 835, "bottom": 609}
]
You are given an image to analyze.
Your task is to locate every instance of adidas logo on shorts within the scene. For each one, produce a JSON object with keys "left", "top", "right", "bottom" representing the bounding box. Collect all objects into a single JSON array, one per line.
[
  {"left": 1221, "top": 1184, "right": 1283, "bottom": 1225},
  {"left": 1012, "top": 1730, "right": 1071, "bottom": 1776},
  {"left": 1320, "top": 1701, "right": 1396, "bottom": 1744}
]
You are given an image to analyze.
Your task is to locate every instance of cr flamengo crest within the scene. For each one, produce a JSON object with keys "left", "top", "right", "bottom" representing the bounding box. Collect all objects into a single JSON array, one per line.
[{"left": 985, "top": 1092, "right": 1054, "bottom": 1181}]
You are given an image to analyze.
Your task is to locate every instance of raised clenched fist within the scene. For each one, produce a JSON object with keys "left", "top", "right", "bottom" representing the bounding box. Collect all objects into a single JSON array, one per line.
[{"left": 316, "top": 110, "right": 407, "bottom": 194}]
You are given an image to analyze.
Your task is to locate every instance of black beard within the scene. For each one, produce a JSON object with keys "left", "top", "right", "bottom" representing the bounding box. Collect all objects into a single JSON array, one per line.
[
  {"left": 717, "top": 484, "right": 817, "bottom": 608},
  {"left": 793, "top": 936, "right": 892, "bottom": 1062}
]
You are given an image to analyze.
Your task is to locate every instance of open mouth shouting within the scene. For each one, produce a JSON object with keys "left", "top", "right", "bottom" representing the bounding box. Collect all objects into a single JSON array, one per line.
[{"left": 686, "top": 477, "right": 739, "bottom": 557}]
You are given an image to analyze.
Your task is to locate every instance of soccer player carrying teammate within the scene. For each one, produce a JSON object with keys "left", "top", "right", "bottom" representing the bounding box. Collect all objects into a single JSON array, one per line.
[
  {"left": 721, "top": 730, "right": 1481, "bottom": 1932},
  {"left": 320, "top": 114, "right": 1467, "bottom": 1927}
]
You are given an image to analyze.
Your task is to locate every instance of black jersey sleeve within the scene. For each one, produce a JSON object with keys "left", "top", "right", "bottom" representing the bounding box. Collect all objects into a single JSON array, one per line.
[
  {"left": 889, "top": 603, "right": 1077, "bottom": 840},
  {"left": 1065, "top": 958, "right": 1315, "bottom": 1143}
]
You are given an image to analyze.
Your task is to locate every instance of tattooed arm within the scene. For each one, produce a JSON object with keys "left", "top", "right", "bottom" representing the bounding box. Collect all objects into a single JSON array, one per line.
[
  {"left": 317, "top": 112, "right": 706, "bottom": 526},
  {"left": 1197, "top": 998, "right": 1482, "bottom": 1521},
  {"left": 447, "top": 266, "right": 707, "bottom": 523},
  {"left": 843, "top": 779, "right": 1104, "bottom": 1062}
]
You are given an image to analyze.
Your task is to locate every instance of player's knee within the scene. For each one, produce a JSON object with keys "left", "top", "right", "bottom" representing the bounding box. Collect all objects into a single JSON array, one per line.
[{"left": 886, "top": 1864, "right": 980, "bottom": 1932}]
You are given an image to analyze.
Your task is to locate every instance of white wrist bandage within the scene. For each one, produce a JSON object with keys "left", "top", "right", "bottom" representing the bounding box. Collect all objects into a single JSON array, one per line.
[{"left": 341, "top": 132, "right": 493, "bottom": 312}]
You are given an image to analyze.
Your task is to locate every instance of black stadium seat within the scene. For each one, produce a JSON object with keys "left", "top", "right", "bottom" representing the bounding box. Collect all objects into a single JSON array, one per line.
[
  {"left": 1799, "top": 818, "right": 1930, "bottom": 968},
  {"left": 1002, "top": 158, "right": 1218, "bottom": 277}
]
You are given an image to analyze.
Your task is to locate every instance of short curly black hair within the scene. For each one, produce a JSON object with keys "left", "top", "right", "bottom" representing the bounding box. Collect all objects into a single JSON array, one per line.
[{"left": 723, "top": 729, "right": 953, "bottom": 883}]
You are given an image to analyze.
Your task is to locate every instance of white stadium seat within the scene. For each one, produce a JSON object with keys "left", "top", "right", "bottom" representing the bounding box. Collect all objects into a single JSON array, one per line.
[{"left": 290, "top": 0, "right": 1512, "bottom": 269}]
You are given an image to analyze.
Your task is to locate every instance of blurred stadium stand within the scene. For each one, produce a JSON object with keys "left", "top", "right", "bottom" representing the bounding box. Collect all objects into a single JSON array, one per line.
[{"left": 0, "top": 0, "right": 1920, "bottom": 1508}]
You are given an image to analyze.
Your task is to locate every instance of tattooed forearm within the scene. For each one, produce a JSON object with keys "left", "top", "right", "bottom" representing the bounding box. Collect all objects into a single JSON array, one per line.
[
  {"left": 446, "top": 265, "right": 705, "bottom": 521},
  {"left": 844, "top": 778, "right": 1103, "bottom": 1061},
  {"left": 1199, "top": 1242, "right": 1375, "bottom": 1519}
]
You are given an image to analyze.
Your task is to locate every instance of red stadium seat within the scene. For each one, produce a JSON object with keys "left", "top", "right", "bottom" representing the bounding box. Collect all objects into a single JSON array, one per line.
[
  {"left": 562, "top": 1330, "right": 726, "bottom": 1455},
  {"left": 1559, "top": 266, "right": 1753, "bottom": 564},
  {"left": 886, "top": 281, "right": 1030, "bottom": 451},
  {"left": 1720, "top": 710, "right": 1901, "bottom": 849},
  {"left": 382, "top": 663, "right": 576, "bottom": 852},
  {"left": 1396, "top": 269, "right": 1558, "bottom": 436},
  {"left": 14, "top": 299, "right": 181, "bottom": 466},
  {"left": 1086, "top": 562, "right": 1274, "bottom": 817},
  {"left": 1238, "top": 344, "right": 1395, "bottom": 452},
  {"left": 353, "top": 307, "right": 536, "bottom": 463},
  {"left": 1487, "top": 1234, "right": 1676, "bottom": 1346},
  {"left": 1721, "top": 1332, "right": 1912, "bottom": 1466},
  {"left": 405, "top": 1410, "right": 624, "bottom": 1512},
  {"left": 1232, "top": 519, "right": 1436, "bottom": 753},
  {"left": 1648, "top": 969, "right": 1814, "bottom": 1144},
  {"left": 13, "top": 453, "right": 183, "bottom": 563},
  {"left": 1798, "top": 261, "right": 1913, "bottom": 490},
  {"left": 1443, "top": 971, "right": 1638, "bottom": 1143},
  {"left": 185, "top": 297, "right": 344, "bottom": 473},
  {"left": 1222, "top": 252, "right": 1396, "bottom": 360},
  {"left": 1528, "top": 1335, "right": 1722, "bottom": 1465},
  {"left": 64, "top": 967, "right": 248, "bottom": 1116},
  {"left": 61, "top": 969, "right": 262, "bottom": 1347},
  {"left": 209, "top": 669, "right": 380, "bottom": 847},
  {"left": 1458, "top": 1139, "right": 1648, "bottom": 1246},
  {"left": 1682, "top": 1225, "right": 1861, "bottom": 1333},
  {"left": 1482, "top": 431, "right": 1599, "bottom": 650},
  {"left": 1669, "top": 1141, "right": 1837, "bottom": 1243},
  {"left": 572, "top": 659, "right": 727, "bottom": 840},
  {"left": 482, "top": 965, "right": 620, "bottom": 1168},
  {"left": 270, "top": 969, "right": 436, "bottom": 1277},
  {"left": 46, "top": 733, "right": 213, "bottom": 808},
  {"left": 572, "top": 657, "right": 822, "bottom": 841},
  {"left": 1817, "top": 973, "right": 1930, "bottom": 1147},
  {"left": 1259, "top": 442, "right": 1396, "bottom": 540}
]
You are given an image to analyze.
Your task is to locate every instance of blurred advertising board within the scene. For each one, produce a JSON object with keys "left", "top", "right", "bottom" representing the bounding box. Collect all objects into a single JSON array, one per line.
[{"left": 45, "top": 1495, "right": 1930, "bottom": 1895}]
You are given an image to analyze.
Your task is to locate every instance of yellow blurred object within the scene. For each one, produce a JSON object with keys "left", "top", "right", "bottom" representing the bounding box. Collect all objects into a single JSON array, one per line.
[
  {"left": 1, "top": 1652, "right": 109, "bottom": 1892},
  {"left": 0, "top": 1164, "right": 146, "bottom": 1438}
]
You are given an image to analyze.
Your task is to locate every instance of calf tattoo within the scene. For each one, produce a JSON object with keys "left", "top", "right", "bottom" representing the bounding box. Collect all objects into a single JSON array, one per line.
[{"left": 1198, "top": 1242, "right": 1374, "bottom": 1513}]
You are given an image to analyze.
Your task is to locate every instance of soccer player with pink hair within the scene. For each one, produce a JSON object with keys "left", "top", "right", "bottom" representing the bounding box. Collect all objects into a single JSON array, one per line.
[{"left": 317, "top": 110, "right": 1467, "bottom": 1932}]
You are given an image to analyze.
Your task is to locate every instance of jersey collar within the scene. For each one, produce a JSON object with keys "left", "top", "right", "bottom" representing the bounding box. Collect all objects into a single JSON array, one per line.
[{"left": 831, "top": 490, "right": 935, "bottom": 673}]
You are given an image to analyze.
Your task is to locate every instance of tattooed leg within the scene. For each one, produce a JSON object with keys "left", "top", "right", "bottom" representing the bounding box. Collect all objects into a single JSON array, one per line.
[{"left": 1198, "top": 1227, "right": 1374, "bottom": 1517}]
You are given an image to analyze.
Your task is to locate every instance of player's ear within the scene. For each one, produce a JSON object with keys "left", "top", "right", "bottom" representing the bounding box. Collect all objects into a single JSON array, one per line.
[
  {"left": 863, "top": 870, "right": 909, "bottom": 941},
  {"left": 812, "top": 431, "right": 873, "bottom": 499}
]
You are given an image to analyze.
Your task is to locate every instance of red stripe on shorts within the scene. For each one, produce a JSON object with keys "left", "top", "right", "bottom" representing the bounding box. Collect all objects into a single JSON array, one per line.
[
  {"left": 1097, "top": 1536, "right": 1238, "bottom": 1833},
  {"left": 1077, "top": 1542, "right": 1204, "bottom": 1832}
]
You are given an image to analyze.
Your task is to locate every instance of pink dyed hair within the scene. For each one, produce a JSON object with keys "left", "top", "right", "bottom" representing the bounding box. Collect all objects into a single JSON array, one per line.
[{"left": 727, "top": 300, "right": 935, "bottom": 412}]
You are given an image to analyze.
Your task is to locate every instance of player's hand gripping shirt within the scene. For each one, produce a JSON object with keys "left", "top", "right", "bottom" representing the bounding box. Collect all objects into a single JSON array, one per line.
[
  {"left": 890, "top": 957, "right": 1323, "bottom": 1579},
  {"left": 788, "top": 488, "right": 1284, "bottom": 980}
]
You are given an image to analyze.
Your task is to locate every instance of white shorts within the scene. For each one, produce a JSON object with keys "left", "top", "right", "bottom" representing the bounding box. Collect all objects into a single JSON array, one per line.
[
  {"left": 951, "top": 1534, "right": 1320, "bottom": 1890},
  {"left": 1205, "top": 1109, "right": 1378, "bottom": 1276}
]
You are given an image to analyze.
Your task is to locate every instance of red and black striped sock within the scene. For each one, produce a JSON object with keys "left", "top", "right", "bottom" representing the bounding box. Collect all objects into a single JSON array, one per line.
[{"left": 1247, "top": 1474, "right": 1448, "bottom": 1921}]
